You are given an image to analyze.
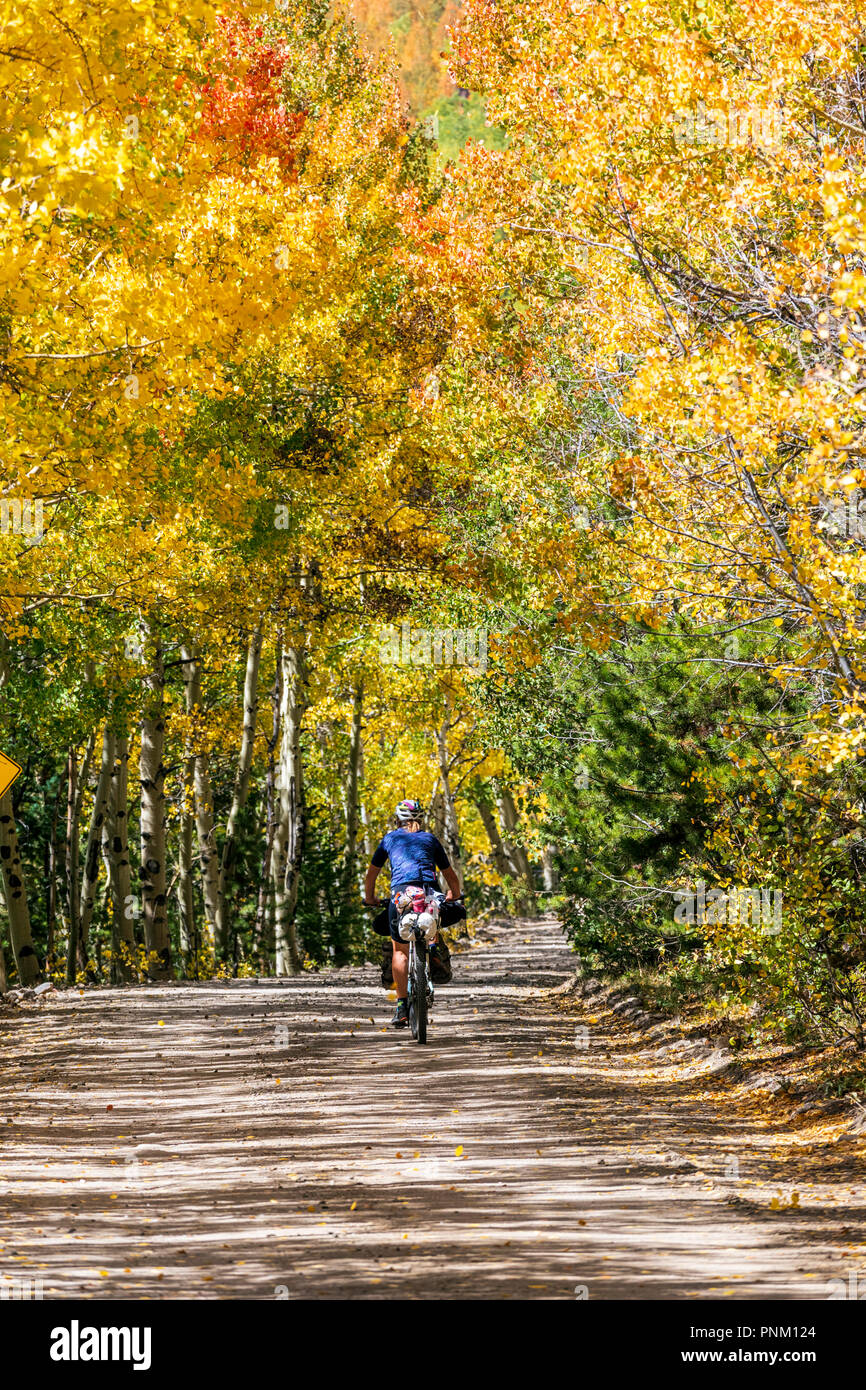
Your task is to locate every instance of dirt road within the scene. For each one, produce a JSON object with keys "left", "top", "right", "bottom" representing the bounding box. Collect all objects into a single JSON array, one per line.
[{"left": 1, "top": 916, "right": 863, "bottom": 1299}]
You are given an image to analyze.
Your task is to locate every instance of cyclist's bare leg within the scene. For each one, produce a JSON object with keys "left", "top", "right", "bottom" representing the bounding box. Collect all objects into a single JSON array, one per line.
[{"left": 391, "top": 940, "right": 409, "bottom": 997}]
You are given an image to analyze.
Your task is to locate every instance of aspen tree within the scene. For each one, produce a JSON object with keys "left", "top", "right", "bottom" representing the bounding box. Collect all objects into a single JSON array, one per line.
[
  {"left": 215, "top": 623, "right": 263, "bottom": 958},
  {"left": 139, "top": 633, "right": 171, "bottom": 979}
]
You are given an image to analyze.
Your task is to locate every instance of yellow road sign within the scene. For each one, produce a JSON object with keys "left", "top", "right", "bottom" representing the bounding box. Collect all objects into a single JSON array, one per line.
[{"left": 0, "top": 751, "right": 22, "bottom": 799}]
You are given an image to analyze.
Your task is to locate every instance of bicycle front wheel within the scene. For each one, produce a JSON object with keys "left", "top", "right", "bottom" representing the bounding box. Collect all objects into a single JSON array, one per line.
[{"left": 409, "top": 937, "right": 428, "bottom": 1044}]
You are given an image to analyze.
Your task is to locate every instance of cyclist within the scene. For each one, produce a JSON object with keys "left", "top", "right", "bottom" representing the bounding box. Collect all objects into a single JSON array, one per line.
[{"left": 363, "top": 798, "right": 463, "bottom": 1028}]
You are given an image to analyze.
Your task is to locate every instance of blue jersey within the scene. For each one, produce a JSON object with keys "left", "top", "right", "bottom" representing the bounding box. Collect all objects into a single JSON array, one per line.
[{"left": 371, "top": 829, "right": 450, "bottom": 891}]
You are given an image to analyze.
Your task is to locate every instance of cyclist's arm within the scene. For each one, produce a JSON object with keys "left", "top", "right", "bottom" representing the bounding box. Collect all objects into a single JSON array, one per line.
[
  {"left": 363, "top": 863, "right": 382, "bottom": 905},
  {"left": 442, "top": 865, "right": 461, "bottom": 900}
]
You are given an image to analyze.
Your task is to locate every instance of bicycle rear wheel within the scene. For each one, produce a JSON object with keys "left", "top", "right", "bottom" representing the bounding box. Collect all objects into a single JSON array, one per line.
[{"left": 409, "top": 937, "right": 428, "bottom": 1044}]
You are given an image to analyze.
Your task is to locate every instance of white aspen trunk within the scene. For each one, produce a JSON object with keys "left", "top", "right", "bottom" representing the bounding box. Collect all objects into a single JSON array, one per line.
[
  {"left": 496, "top": 786, "right": 538, "bottom": 914},
  {"left": 64, "top": 746, "right": 78, "bottom": 984},
  {"left": 476, "top": 798, "right": 519, "bottom": 878},
  {"left": 64, "top": 737, "right": 95, "bottom": 987},
  {"left": 215, "top": 623, "right": 262, "bottom": 958},
  {"left": 100, "top": 779, "right": 119, "bottom": 980},
  {"left": 359, "top": 738, "right": 374, "bottom": 868},
  {"left": 266, "top": 883, "right": 276, "bottom": 971},
  {"left": 175, "top": 666, "right": 197, "bottom": 972},
  {"left": 0, "top": 789, "right": 40, "bottom": 985},
  {"left": 273, "top": 644, "right": 307, "bottom": 977},
  {"left": 55, "top": 847, "right": 69, "bottom": 947},
  {"left": 342, "top": 680, "right": 363, "bottom": 904},
  {"left": 496, "top": 788, "right": 532, "bottom": 876},
  {"left": 250, "top": 796, "right": 270, "bottom": 969},
  {"left": 140, "top": 634, "right": 171, "bottom": 978},
  {"left": 46, "top": 781, "right": 61, "bottom": 967},
  {"left": 106, "top": 731, "right": 135, "bottom": 981},
  {"left": 428, "top": 782, "right": 446, "bottom": 844},
  {"left": 254, "top": 647, "right": 281, "bottom": 970},
  {"left": 78, "top": 724, "right": 116, "bottom": 970},
  {"left": 435, "top": 720, "right": 464, "bottom": 881},
  {"left": 541, "top": 847, "right": 558, "bottom": 893},
  {"left": 177, "top": 772, "right": 196, "bottom": 967},
  {"left": 181, "top": 644, "right": 218, "bottom": 957},
  {"left": 192, "top": 739, "right": 219, "bottom": 958},
  {"left": 0, "top": 936, "right": 6, "bottom": 992}
]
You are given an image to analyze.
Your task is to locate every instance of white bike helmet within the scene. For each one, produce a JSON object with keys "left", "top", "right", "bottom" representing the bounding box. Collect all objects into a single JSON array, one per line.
[{"left": 395, "top": 798, "right": 424, "bottom": 825}]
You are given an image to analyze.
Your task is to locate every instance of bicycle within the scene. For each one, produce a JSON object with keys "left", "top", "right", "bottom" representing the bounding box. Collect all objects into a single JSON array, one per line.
[
  {"left": 406, "top": 914, "right": 432, "bottom": 1043},
  {"left": 365, "top": 893, "right": 465, "bottom": 1045}
]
